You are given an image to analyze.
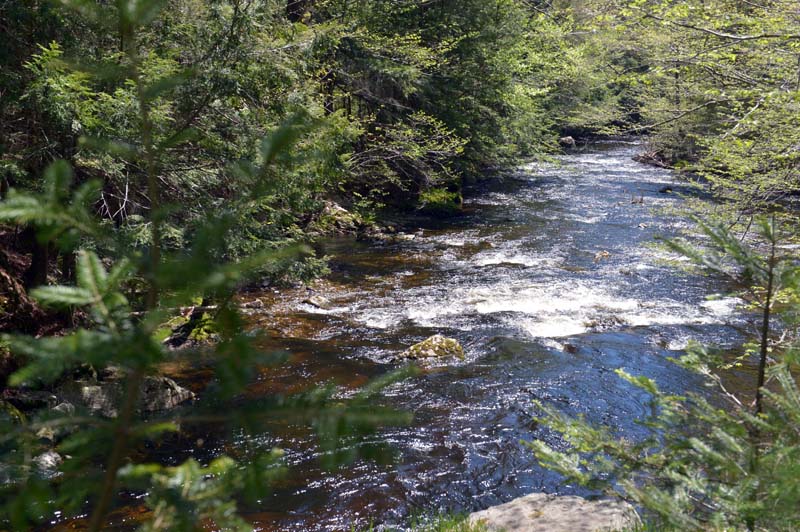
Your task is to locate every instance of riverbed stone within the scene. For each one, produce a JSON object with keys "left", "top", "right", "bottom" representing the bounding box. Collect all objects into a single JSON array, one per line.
[
  {"left": 52, "top": 401, "right": 76, "bottom": 415},
  {"left": 3, "top": 390, "right": 58, "bottom": 411},
  {"left": 469, "top": 493, "right": 638, "bottom": 532},
  {"left": 399, "top": 335, "right": 464, "bottom": 360}
]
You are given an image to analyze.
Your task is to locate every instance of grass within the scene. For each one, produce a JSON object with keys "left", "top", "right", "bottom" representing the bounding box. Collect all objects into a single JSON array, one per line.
[
  {"left": 355, "top": 513, "right": 490, "bottom": 532},
  {"left": 618, "top": 522, "right": 678, "bottom": 532},
  {"left": 412, "top": 513, "right": 490, "bottom": 532}
]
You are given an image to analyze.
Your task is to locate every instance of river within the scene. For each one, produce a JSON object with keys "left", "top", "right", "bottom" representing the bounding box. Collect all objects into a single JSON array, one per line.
[{"left": 166, "top": 141, "right": 748, "bottom": 531}]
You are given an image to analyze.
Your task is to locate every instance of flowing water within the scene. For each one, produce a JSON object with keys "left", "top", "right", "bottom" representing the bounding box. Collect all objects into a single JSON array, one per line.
[
  {"left": 223, "top": 141, "right": 749, "bottom": 531},
  {"left": 136, "top": 141, "right": 751, "bottom": 531}
]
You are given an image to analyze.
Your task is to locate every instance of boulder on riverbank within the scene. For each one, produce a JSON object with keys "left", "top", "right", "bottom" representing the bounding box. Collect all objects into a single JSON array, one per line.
[
  {"left": 398, "top": 335, "right": 464, "bottom": 360},
  {"left": 469, "top": 493, "right": 638, "bottom": 532},
  {"left": 312, "top": 201, "right": 362, "bottom": 234},
  {"left": 558, "top": 136, "right": 577, "bottom": 149}
]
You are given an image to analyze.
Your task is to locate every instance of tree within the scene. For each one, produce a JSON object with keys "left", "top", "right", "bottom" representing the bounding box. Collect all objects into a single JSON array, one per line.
[
  {"left": 0, "top": 2, "right": 412, "bottom": 529},
  {"left": 569, "top": 0, "right": 800, "bottom": 211}
]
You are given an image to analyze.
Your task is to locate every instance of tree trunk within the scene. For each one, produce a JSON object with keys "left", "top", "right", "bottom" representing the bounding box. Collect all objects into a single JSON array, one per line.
[
  {"left": 21, "top": 227, "right": 49, "bottom": 289},
  {"left": 61, "top": 250, "right": 77, "bottom": 284}
]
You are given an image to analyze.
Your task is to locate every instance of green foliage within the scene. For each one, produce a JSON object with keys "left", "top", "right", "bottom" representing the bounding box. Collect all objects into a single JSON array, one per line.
[
  {"left": 120, "top": 453, "right": 285, "bottom": 532},
  {"left": 410, "top": 513, "right": 488, "bottom": 532},
  {"left": 0, "top": 2, "right": 419, "bottom": 530},
  {"left": 419, "top": 188, "right": 462, "bottom": 217},
  {"left": 568, "top": 0, "right": 800, "bottom": 211},
  {"left": 529, "top": 218, "right": 800, "bottom": 531},
  {"left": 355, "top": 513, "right": 487, "bottom": 532}
]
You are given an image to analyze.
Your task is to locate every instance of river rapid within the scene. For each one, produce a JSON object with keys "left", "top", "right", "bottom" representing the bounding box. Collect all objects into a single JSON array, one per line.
[{"left": 170, "top": 141, "right": 749, "bottom": 531}]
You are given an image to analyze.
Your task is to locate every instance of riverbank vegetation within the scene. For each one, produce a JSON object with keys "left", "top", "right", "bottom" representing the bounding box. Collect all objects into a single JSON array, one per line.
[
  {"left": 525, "top": 2, "right": 800, "bottom": 531},
  {"left": 0, "top": 0, "right": 591, "bottom": 309},
  {"left": 0, "top": 0, "right": 799, "bottom": 530}
]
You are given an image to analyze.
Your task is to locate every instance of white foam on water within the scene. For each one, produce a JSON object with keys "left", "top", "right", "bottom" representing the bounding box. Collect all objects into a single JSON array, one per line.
[
  {"left": 350, "top": 273, "right": 742, "bottom": 338},
  {"left": 335, "top": 147, "right": 741, "bottom": 341},
  {"left": 520, "top": 318, "right": 589, "bottom": 338},
  {"left": 540, "top": 338, "right": 567, "bottom": 350},
  {"left": 700, "top": 297, "right": 741, "bottom": 317},
  {"left": 472, "top": 250, "right": 557, "bottom": 268},
  {"left": 360, "top": 310, "right": 398, "bottom": 330},
  {"left": 666, "top": 335, "right": 691, "bottom": 351}
]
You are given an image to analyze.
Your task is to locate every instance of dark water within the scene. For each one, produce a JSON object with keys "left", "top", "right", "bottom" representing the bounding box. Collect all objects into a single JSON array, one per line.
[{"left": 224, "top": 141, "right": 747, "bottom": 531}]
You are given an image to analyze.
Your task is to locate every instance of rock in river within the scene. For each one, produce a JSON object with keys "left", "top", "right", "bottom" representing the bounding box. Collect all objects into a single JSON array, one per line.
[
  {"left": 469, "top": 493, "right": 638, "bottom": 532},
  {"left": 399, "top": 335, "right": 464, "bottom": 360},
  {"left": 59, "top": 374, "right": 195, "bottom": 418},
  {"left": 139, "top": 376, "right": 196, "bottom": 413},
  {"left": 33, "top": 450, "right": 63, "bottom": 477},
  {"left": 242, "top": 298, "right": 265, "bottom": 309},
  {"left": 303, "top": 295, "right": 334, "bottom": 310}
]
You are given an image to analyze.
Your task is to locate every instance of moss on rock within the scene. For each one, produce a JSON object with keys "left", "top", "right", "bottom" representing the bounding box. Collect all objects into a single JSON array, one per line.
[{"left": 400, "top": 334, "right": 465, "bottom": 360}]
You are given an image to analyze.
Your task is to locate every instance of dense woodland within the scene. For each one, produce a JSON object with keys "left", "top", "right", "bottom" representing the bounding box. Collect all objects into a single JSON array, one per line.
[{"left": 0, "top": 0, "right": 799, "bottom": 530}]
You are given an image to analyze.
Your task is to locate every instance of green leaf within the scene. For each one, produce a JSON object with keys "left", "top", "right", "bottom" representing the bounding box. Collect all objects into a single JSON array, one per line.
[
  {"left": 260, "top": 118, "right": 305, "bottom": 166},
  {"left": 129, "top": 0, "right": 170, "bottom": 27},
  {"left": 79, "top": 137, "right": 138, "bottom": 160},
  {"left": 158, "top": 127, "right": 199, "bottom": 151},
  {"left": 142, "top": 71, "right": 191, "bottom": 102},
  {"left": 0, "top": 195, "right": 46, "bottom": 223},
  {"left": 31, "top": 286, "right": 94, "bottom": 307},
  {"left": 6, "top": 330, "right": 116, "bottom": 385},
  {"left": 57, "top": 0, "right": 109, "bottom": 26},
  {"left": 76, "top": 250, "right": 108, "bottom": 294},
  {"left": 106, "top": 257, "right": 135, "bottom": 289},
  {"left": 43, "top": 160, "right": 73, "bottom": 203}
]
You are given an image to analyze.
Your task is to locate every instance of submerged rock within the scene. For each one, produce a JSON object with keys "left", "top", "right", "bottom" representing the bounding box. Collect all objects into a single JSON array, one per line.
[
  {"left": 583, "top": 315, "right": 626, "bottom": 332},
  {"left": 593, "top": 250, "right": 611, "bottom": 263},
  {"left": 399, "top": 335, "right": 464, "bottom": 360},
  {"left": 469, "top": 493, "right": 638, "bottom": 532},
  {"left": 562, "top": 343, "right": 579, "bottom": 354}
]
